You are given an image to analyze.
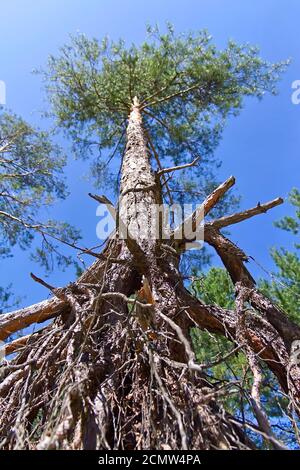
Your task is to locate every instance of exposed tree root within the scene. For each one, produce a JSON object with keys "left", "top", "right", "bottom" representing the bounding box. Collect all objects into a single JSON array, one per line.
[
  {"left": 1, "top": 97, "right": 299, "bottom": 450},
  {"left": 0, "top": 276, "right": 254, "bottom": 450}
]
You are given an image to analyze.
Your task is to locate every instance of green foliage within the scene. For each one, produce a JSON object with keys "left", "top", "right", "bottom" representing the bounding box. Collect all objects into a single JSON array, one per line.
[
  {"left": 1, "top": 110, "right": 67, "bottom": 253},
  {"left": 191, "top": 267, "right": 235, "bottom": 308},
  {"left": 0, "top": 284, "right": 20, "bottom": 314},
  {"left": 275, "top": 188, "right": 300, "bottom": 236},
  {"left": 41, "top": 24, "right": 288, "bottom": 207},
  {"left": 260, "top": 188, "right": 300, "bottom": 324},
  {"left": 0, "top": 109, "right": 81, "bottom": 312}
]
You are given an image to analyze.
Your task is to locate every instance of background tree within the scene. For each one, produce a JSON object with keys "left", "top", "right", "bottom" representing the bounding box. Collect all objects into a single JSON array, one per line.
[
  {"left": 191, "top": 191, "right": 300, "bottom": 447},
  {"left": 0, "top": 26, "right": 299, "bottom": 451},
  {"left": 0, "top": 109, "right": 81, "bottom": 311},
  {"left": 260, "top": 188, "right": 300, "bottom": 323},
  {"left": 0, "top": 285, "right": 19, "bottom": 314}
]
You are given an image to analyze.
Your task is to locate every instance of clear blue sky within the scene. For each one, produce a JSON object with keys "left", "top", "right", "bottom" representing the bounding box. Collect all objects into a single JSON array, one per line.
[{"left": 1, "top": 0, "right": 299, "bottom": 309}]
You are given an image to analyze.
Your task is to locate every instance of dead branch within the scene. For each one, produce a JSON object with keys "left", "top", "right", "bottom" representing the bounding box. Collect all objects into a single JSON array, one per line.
[
  {"left": 0, "top": 238, "right": 132, "bottom": 341},
  {"left": 89, "top": 191, "right": 147, "bottom": 268},
  {"left": 148, "top": 348, "right": 188, "bottom": 450},
  {"left": 202, "top": 223, "right": 300, "bottom": 406},
  {"left": 158, "top": 310, "right": 203, "bottom": 372},
  {"left": 0, "top": 298, "right": 68, "bottom": 342},
  {"left": 173, "top": 176, "right": 235, "bottom": 241},
  {"left": 204, "top": 225, "right": 300, "bottom": 347},
  {"left": 211, "top": 197, "right": 283, "bottom": 229},
  {"left": 179, "top": 285, "right": 292, "bottom": 396},
  {"left": 101, "top": 291, "right": 152, "bottom": 309},
  {"left": 157, "top": 157, "right": 200, "bottom": 176},
  {"left": 88, "top": 193, "right": 114, "bottom": 206},
  {"left": 4, "top": 330, "right": 47, "bottom": 356}
]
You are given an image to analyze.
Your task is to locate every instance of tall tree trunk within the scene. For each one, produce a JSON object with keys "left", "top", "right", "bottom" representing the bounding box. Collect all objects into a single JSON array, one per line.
[{"left": 0, "top": 97, "right": 299, "bottom": 450}]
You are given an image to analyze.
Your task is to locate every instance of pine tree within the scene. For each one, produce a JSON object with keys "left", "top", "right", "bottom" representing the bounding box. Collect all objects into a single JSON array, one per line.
[
  {"left": 260, "top": 188, "right": 300, "bottom": 324},
  {"left": 0, "top": 110, "right": 81, "bottom": 311},
  {"left": 0, "top": 25, "right": 299, "bottom": 450}
]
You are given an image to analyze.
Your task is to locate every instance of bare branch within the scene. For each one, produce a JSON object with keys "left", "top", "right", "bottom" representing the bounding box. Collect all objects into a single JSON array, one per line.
[
  {"left": 0, "top": 211, "right": 43, "bottom": 230},
  {"left": 101, "top": 292, "right": 152, "bottom": 309},
  {"left": 4, "top": 328, "right": 48, "bottom": 356},
  {"left": 235, "top": 284, "right": 286, "bottom": 450},
  {"left": 0, "top": 298, "right": 68, "bottom": 342},
  {"left": 148, "top": 348, "right": 188, "bottom": 450},
  {"left": 157, "top": 157, "right": 200, "bottom": 177},
  {"left": 211, "top": 197, "right": 284, "bottom": 229},
  {"left": 30, "top": 273, "right": 57, "bottom": 295},
  {"left": 158, "top": 310, "right": 203, "bottom": 372},
  {"left": 88, "top": 193, "right": 114, "bottom": 206},
  {"left": 173, "top": 176, "right": 235, "bottom": 241},
  {"left": 89, "top": 192, "right": 147, "bottom": 266},
  {"left": 204, "top": 225, "right": 300, "bottom": 346}
]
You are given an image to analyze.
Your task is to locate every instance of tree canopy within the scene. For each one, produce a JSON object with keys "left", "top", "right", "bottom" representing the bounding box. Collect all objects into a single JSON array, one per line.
[
  {"left": 42, "top": 24, "right": 287, "bottom": 199},
  {"left": 39, "top": 23, "right": 288, "bottom": 276}
]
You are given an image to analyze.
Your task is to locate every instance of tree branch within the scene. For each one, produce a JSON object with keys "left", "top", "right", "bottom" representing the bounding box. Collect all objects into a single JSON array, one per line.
[
  {"left": 140, "top": 72, "right": 179, "bottom": 106},
  {"left": 4, "top": 328, "right": 48, "bottom": 356},
  {"left": 88, "top": 193, "right": 114, "bottom": 207},
  {"left": 204, "top": 224, "right": 300, "bottom": 350},
  {"left": 173, "top": 176, "right": 235, "bottom": 241},
  {"left": 142, "top": 80, "right": 206, "bottom": 109},
  {"left": 157, "top": 157, "right": 200, "bottom": 177},
  {"left": 211, "top": 197, "right": 283, "bottom": 229},
  {"left": 0, "top": 298, "right": 69, "bottom": 342},
  {"left": 179, "top": 285, "right": 291, "bottom": 395}
]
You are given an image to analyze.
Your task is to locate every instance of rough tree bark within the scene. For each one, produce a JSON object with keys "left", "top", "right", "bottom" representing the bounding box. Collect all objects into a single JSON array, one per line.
[{"left": 0, "top": 97, "right": 299, "bottom": 450}]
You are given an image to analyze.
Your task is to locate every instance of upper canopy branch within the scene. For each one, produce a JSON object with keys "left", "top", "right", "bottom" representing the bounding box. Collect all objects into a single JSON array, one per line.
[
  {"left": 141, "top": 80, "right": 211, "bottom": 110},
  {"left": 140, "top": 72, "right": 180, "bottom": 107}
]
